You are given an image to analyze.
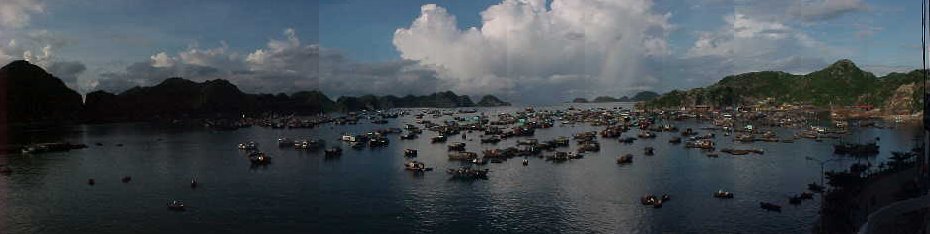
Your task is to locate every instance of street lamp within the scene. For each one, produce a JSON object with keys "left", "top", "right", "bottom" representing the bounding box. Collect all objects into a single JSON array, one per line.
[{"left": 806, "top": 156, "right": 843, "bottom": 234}]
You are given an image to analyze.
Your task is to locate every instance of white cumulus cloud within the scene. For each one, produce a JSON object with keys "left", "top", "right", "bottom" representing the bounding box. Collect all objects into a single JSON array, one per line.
[
  {"left": 393, "top": 0, "right": 673, "bottom": 103},
  {"left": 788, "top": 0, "right": 867, "bottom": 22},
  {"left": 0, "top": 0, "right": 44, "bottom": 28}
]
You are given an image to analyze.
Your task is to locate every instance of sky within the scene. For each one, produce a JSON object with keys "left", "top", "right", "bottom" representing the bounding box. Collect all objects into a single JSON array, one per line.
[{"left": 0, "top": 0, "right": 923, "bottom": 104}]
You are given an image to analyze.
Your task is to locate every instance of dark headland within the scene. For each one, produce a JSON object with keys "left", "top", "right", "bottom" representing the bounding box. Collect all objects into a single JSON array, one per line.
[{"left": 0, "top": 60, "right": 510, "bottom": 125}]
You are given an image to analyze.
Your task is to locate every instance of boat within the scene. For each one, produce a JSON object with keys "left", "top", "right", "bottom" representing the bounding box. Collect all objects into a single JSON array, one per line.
[
  {"left": 577, "top": 142, "right": 600, "bottom": 153},
  {"left": 618, "top": 137, "right": 637, "bottom": 144},
  {"left": 248, "top": 151, "right": 271, "bottom": 165},
  {"left": 668, "top": 137, "right": 682, "bottom": 144},
  {"left": 516, "top": 139, "right": 539, "bottom": 146},
  {"left": 448, "top": 151, "right": 479, "bottom": 161},
  {"left": 277, "top": 138, "right": 294, "bottom": 147},
  {"left": 714, "top": 190, "right": 734, "bottom": 199},
  {"left": 404, "top": 149, "right": 418, "bottom": 157},
  {"left": 720, "top": 148, "right": 750, "bottom": 155},
  {"left": 19, "top": 142, "right": 88, "bottom": 154},
  {"left": 446, "top": 167, "right": 489, "bottom": 180},
  {"left": 471, "top": 158, "right": 488, "bottom": 165},
  {"left": 294, "top": 139, "right": 324, "bottom": 150},
  {"left": 122, "top": 176, "right": 132, "bottom": 183},
  {"left": 641, "top": 194, "right": 667, "bottom": 208},
  {"left": 238, "top": 141, "right": 258, "bottom": 150},
  {"left": 833, "top": 142, "right": 879, "bottom": 156},
  {"left": 431, "top": 135, "right": 447, "bottom": 143},
  {"left": 367, "top": 138, "right": 389, "bottom": 147},
  {"left": 340, "top": 134, "right": 357, "bottom": 142},
  {"left": 685, "top": 139, "right": 715, "bottom": 150},
  {"left": 400, "top": 132, "right": 418, "bottom": 140},
  {"left": 617, "top": 154, "right": 633, "bottom": 164},
  {"left": 480, "top": 135, "right": 501, "bottom": 144},
  {"left": 522, "top": 159, "right": 529, "bottom": 166},
  {"left": 800, "top": 191, "right": 814, "bottom": 199},
  {"left": 807, "top": 183, "right": 825, "bottom": 193},
  {"left": 324, "top": 147, "right": 343, "bottom": 157},
  {"left": 87, "top": 178, "right": 95, "bottom": 185},
  {"left": 404, "top": 161, "right": 433, "bottom": 172},
  {"left": 190, "top": 179, "right": 198, "bottom": 188},
  {"left": 637, "top": 131, "right": 656, "bottom": 139},
  {"left": 167, "top": 200, "right": 185, "bottom": 211},
  {"left": 447, "top": 142, "right": 466, "bottom": 151},
  {"left": 760, "top": 202, "right": 781, "bottom": 212},
  {"left": 644, "top": 147, "right": 654, "bottom": 156}
]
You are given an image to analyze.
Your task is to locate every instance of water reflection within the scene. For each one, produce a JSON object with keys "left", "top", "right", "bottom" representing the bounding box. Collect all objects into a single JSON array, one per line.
[{"left": 1, "top": 104, "right": 923, "bottom": 233}]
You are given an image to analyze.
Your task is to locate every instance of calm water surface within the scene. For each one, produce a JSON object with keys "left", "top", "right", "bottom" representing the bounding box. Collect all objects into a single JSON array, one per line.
[{"left": 0, "top": 103, "right": 922, "bottom": 233}]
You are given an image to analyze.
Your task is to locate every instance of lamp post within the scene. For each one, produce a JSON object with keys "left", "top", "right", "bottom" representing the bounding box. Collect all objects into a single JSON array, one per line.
[{"left": 806, "top": 156, "right": 843, "bottom": 234}]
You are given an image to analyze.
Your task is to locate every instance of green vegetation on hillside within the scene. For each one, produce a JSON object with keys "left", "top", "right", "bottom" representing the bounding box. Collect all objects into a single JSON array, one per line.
[{"left": 647, "top": 59, "right": 925, "bottom": 114}]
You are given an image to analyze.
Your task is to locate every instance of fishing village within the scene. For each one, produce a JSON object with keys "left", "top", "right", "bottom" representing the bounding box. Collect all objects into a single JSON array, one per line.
[{"left": 16, "top": 98, "right": 924, "bottom": 233}]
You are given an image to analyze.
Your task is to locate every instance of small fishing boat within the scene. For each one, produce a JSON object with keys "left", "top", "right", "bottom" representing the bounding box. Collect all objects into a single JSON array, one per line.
[
  {"left": 238, "top": 141, "right": 258, "bottom": 150},
  {"left": 447, "top": 142, "right": 466, "bottom": 151},
  {"left": 248, "top": 152, "right": 271, "bottom": 165},
  {"left": 324, "top": 147, "right": 343, "bottom": 157},
  {"left": 637, "top": 131, "right": 656, "bottom": 139},
  {"left": 800, "top": 192, "right": 814, "bottom": 199},
  {"left": 807, "top": 183, "right": 825, "bottom": 193},
  {"left": 713, "top": 190, "right": 734, "bottom": 199},
  {"left": 277, "top": 138, "right": 294, "bottom": 147},
  {"left": 447, "top": 167, "right": 489, "bottom": 180},
  {"left": 404, "top": 161, "right": 433, "bottom": 172},
  {"left": 448, "top": 151, "right": 479, "bottom": 161},
  {"left": 167, "top": 200, "right": 185, "bottom": 211},
  {"left": 619, "top": 137, "right": 637, "bottom": 144},
  {"left": 617, "top": 154, "right": 633, "bottom": 164},
  {"left": 404, "top": 149, "right": 418, "bottom": 157},
  {"left": 431, "top": 135, "right": 447, "bottom": 143},
  {"left": 400, "top": 132, "right": 418, "bottom": 140},
  {"left": 760, "top": 202, "right": 781, "bottom": 212}
]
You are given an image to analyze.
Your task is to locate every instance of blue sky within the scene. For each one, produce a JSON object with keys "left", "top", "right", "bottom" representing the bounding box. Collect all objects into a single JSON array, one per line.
[{"left": 0, "top": 0, "right": 923, "bottom": 104}]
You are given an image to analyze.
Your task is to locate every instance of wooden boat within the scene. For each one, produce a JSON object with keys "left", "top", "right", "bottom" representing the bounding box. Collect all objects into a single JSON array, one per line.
[
  {"left": 446, "top": 167, "right": 489, "bottom": 179},
  {"left": 248, "top": 152, "right": 271, "bottom": 165},
  {"left": 637, "top": 131, "right": 656, "bottom": 139},
  {"left": 685, "top": 140, "right": 715, "bottom": 150},
  {"left": 800, "top": 192, "right": 814, "bottom": 199},
  {"left": 404, "top": 149, "right": 418, "bottom": 157},
  {"left": 447, "top": 142, "right": 466, "bottom": 151},
  {"left": 238, "top": 141, "right": 258, "bottom": 150},
  {"left": 404, "top": 161, "right": 433, "bottom": 172},
  {"left": 324, "top": 147, "right": 342, "bottom": 157},
  {"left": 760, "top": 202, "right": 781, "bottom": 212},
  {"left": 167, "top": 200, "right": 185, "bottom": 211},
  {"left": 448, "top": 151, "right": 479, "bottom": 161},
  {"left": 714, "top": 190, "right": 734, "bottom": 199},
  {"left": 807, "top": 183, "right": 825, "bottom": 193},
  {"left": 431, "top": 135, "right": 447, "bottom": 143},
  {"left": 619, "top": 137, "right": 637, "bottom": 144},
  {"left": 617, "top": 154, "right": 633, "bottom": 164},
  {"left": 644, "top": 147, "right": 654, "bottom": 156}
]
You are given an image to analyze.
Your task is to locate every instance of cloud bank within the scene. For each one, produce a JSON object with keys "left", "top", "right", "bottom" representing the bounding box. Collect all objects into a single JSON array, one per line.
[
  {"left": 94, "top": 29, "right": 441, "bottom": 97},
  {"left": 393, "top": 0, "right": 673, "bottom": 103}
]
